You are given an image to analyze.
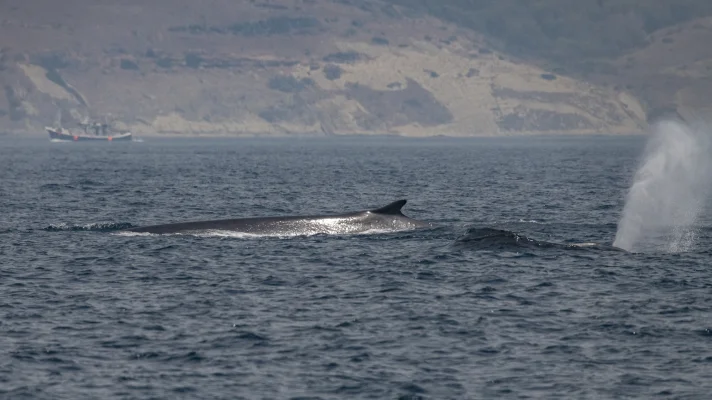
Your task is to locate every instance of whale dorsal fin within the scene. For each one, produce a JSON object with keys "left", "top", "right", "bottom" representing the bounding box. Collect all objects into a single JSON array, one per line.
[{"left": 371, "top": 200, "right": 407, "bottom": 215}]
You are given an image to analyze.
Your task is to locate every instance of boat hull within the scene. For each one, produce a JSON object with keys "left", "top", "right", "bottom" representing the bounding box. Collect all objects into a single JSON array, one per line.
[{"left": 47, "top": 127, "right": 132, "bottom": 142}]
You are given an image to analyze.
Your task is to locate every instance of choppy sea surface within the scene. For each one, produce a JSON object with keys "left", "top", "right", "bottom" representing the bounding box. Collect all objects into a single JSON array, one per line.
[{"left": 1, "top": 136, "right": 711, "bottom": 399}]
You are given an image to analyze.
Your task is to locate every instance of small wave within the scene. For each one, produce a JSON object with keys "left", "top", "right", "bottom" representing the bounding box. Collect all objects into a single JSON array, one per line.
[
  {"left": 114, "top": 230, "right": 263, "bottom": 238},
  {"left": 113, "top": 231, "right": 157, "bottom": 237},
  {"left": 194, "top": 230, "right": 287, "bottom": 239},
  {"left": 40, "top": 183, "right": 75, "bottom": 191},
  {"left": 43, "top": 222, "right": 136, "bottom": 232},
  {"left": 518, "top": 219, "right": 544, "bottom": 224}
]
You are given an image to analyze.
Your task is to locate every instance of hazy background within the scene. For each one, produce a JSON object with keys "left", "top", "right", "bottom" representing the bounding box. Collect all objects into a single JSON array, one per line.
[{"left": 1, "top": 0, "right": 711, "bottom": 137}]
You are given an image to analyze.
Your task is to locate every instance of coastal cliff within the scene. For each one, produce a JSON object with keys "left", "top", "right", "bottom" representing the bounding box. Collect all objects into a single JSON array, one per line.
[{"left": 1, "top": 0, "right": 709, "bottom": 136}]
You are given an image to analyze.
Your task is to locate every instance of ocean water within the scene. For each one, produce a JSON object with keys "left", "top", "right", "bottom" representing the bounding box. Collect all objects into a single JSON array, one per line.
[{"left": 1, "top": 136, "right": 711, "bottom": 399}]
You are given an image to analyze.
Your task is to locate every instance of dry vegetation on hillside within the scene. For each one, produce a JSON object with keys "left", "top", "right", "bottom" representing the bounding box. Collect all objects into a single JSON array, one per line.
[{"left": 0, "top": 0, "right": 709, "bottom": 136}]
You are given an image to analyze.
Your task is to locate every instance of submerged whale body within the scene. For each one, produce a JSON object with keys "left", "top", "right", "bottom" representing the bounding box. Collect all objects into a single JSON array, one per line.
[
  {"left": 126, "top": 200, "right": 429, "bottom": 236},
  {"left": 455, "top": 228, "right": 625, "bottom": 252}
]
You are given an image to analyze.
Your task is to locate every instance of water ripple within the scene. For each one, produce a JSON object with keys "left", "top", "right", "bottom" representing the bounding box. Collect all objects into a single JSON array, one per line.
[{"left": 1, "top": 136, "right": 710, "bottom": 399}]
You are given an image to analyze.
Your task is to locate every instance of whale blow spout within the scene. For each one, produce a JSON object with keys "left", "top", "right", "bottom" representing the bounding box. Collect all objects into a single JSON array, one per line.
[{"left": 614, "top": 120, "right": 712, "bottom": 252}]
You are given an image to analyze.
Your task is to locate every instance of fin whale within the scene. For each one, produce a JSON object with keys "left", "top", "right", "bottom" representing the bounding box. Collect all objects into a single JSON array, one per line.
[
  {"left": 125, "top": 200, "right": 429, "bottom": 235},
  {"left": 455, "top": 228, "right": 626, "bottom": 252}
]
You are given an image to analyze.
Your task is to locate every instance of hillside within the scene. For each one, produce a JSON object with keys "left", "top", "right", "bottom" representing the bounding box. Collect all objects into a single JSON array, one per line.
[
  {"left": 385, "top": 0, "right": 712, "bottom": 123},
  {"left": 2, "top": 0, "right": 707, "bottom": 136}
]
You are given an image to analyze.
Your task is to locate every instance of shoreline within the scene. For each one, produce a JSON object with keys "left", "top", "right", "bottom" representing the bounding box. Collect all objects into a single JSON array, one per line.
[{"left": 1, "top": 130, "right": 648, "bottom": 139}]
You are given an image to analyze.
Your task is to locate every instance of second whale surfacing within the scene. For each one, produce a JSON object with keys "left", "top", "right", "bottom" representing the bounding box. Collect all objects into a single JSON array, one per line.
[{"left": 125, "top": 200, "right": 430, "bottom": 236}]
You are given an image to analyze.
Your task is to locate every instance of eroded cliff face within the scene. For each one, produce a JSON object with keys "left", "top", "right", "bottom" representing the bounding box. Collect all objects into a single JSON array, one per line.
[
  {"left": 0, "top": 0, "right": 647, "bottom": 136},
  {"left": 601, "top": 16, "right": 712, "bottom": 123}
]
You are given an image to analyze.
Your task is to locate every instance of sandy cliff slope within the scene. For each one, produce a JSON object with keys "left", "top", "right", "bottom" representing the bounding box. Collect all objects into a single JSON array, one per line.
[{"left": 0, "top": 0, "right": 648, "bottom": 136}]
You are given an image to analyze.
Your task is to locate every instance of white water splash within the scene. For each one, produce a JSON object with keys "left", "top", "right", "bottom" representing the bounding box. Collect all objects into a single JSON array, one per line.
[{"left": 614, "top": 120, "right": 712, "bottom": 252}]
